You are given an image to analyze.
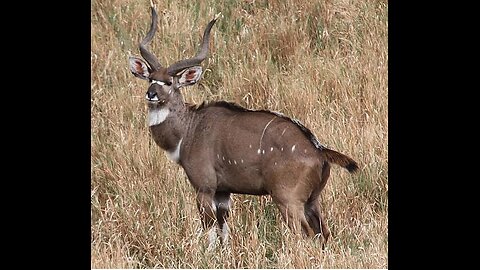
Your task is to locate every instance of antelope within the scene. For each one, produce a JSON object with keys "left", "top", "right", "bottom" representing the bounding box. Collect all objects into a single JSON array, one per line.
[{"left": 128, "top": 7, "right": 358, "bottom": 248}]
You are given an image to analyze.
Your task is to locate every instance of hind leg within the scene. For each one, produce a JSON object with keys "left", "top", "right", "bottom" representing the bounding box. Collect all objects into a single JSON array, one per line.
[
  {"left": 271, "top": 192, "right": 315, "bottom": 238},
  {"left": 305, "top": 197, "right": 330, "bottom": 246},
  {"left": 304, "top": 162, "right": 331, "bottom": 247}
]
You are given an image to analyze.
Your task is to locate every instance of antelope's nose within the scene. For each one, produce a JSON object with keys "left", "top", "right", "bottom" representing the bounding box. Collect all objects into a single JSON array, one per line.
[{"left": 146, "top": 91, "right": 158, "bottom": 101}]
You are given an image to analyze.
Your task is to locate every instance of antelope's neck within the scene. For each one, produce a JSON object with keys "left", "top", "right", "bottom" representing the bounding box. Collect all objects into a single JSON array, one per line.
[{"left": 148, "top": 104, "right": 195, "bottom": 159}]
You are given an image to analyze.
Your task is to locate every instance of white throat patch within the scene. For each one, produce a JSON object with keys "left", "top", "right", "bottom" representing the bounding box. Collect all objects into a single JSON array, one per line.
[
  {"left": 148, "top": 108, "right": 170, "bottom": 126},
  {"left": 166, "top": 138, "right": 183, "bottom": 163}
]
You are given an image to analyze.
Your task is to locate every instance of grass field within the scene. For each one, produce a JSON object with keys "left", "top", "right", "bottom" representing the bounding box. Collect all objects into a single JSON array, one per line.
[{"left": 91, "top": 0, "right": 388, "bottom": 268}]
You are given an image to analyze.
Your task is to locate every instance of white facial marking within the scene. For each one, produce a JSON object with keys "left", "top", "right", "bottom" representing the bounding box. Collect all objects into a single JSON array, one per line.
[
  {"left": 257, "top": 149, "right": 261, "bottom": 154},
  {"left": 151, "top": 80, "right": 166, "bottom": 86},
  {"left": 166, "top": 138, "right": 182, "bottom": 163},
  {"left": 291, "top": 144, "right": 296, "bottom": 152},
  {"left": 270, "top": 147, "right": 274, "bottom": 152},
  {"left": 148, "top": 108, "right": 169, "bottom": 126}
]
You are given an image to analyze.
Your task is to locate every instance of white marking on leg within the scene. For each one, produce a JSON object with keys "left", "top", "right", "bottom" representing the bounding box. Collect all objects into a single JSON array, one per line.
[
  {"left": 166, "top": 138, "right": 182, "bottom": 163},
  {"left": 208, "top": 227, "right": 217, "bottom": 249},
  {"left": 270, "top": 147, "right": 274, "bottom": 152},
  {"left": 219, "top": 223, "right": 229, "bottom": 245},
  {"left": 291, "top": 144, "right": 296, "bottom": 152},
  {"left": 212, "top": 202, "right": 217, "bottom": 213},
  {"left": 148, "top": 108, "right": 169, "bottom": 126}
]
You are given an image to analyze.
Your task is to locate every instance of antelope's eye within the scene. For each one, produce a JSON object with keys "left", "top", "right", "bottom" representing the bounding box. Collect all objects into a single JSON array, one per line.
[{"left": 159, "top": 99, "right": 166, "bottom": 105}]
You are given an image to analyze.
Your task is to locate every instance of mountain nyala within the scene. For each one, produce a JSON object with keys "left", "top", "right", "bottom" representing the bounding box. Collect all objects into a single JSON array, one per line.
[{"left": 128, "top": 6, "right": 359, "bottom": 248}]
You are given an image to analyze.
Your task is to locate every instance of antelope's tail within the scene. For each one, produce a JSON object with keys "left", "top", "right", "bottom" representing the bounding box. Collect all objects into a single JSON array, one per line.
[{"left": 321, "top": 148, "right": 359, "bottom": 173}]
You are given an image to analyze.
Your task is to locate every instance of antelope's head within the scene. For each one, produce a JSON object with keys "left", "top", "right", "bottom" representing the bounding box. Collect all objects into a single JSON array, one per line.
[{"left": 129, "top": 7, "right": 218, "bottom": 110}]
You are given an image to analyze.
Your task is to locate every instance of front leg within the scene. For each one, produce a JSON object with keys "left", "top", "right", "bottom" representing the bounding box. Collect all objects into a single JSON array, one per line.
[
  {"left": 214, "top": 192, "right": 231, "bottom": 245},
  {"left": 195, "top": 190, "right": 217, "bottom": 248}
]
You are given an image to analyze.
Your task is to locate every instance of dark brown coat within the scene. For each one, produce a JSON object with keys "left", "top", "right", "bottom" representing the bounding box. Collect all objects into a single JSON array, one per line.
[{"left": 129, "top": 7, "right": 358, "bottom": 247}]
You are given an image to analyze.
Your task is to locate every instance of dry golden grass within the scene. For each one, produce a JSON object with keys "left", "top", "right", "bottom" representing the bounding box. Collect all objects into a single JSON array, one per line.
[{"left": 91, "top": 0, "right": 387, "bottom": 268}]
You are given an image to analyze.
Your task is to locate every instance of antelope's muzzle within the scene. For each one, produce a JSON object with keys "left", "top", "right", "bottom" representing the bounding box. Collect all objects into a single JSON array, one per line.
[{"left": 146, "top": 91, "right": 159, "bottom": 102}]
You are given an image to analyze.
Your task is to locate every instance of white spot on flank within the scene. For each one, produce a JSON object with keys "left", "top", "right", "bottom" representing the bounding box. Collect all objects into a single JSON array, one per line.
[
  {"left": 291, "top": 144, "right": 296, "bottom": 152},
  {"left": 148, "top": 108, "right": 169, "bottom": 126},
  {"left": 257, "top": 149, "right": 261, "bottom": 154},
  {"left": 166, "top": 138, "right": 182, "bottom": 163},
  {"left": 270, "top": 147, "right": 274, "bottom": 152}
]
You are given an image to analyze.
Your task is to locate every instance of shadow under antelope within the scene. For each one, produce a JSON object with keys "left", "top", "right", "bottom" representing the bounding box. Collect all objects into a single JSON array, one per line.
[{"left": 128, "top": 7, "right": 359, "bottom": 248}]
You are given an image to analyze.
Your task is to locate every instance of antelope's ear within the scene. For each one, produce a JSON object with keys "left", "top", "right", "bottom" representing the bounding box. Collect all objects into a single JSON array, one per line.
[
  {"left": 129, "top": 56, "right": 150, "bottom": 80},
  {"left": 177, "top": 66, "right": 203, "bottom": 88}
]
